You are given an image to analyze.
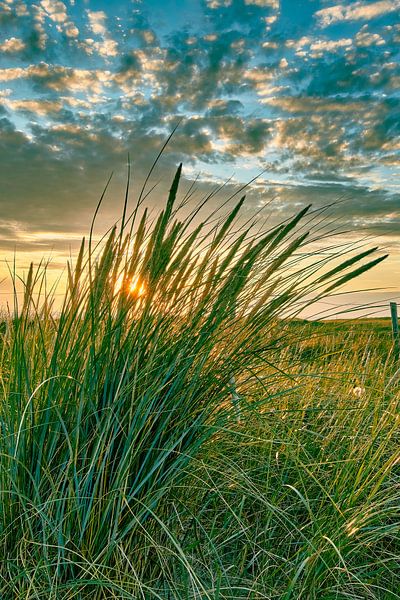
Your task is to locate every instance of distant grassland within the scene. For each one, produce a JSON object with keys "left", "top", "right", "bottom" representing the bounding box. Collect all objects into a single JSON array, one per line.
[
  {"left": 0, "top": 162, "right": 398, "bottom": 599},
  {"left": 285, "top": 317, "right": 393, "bottom": 363}
]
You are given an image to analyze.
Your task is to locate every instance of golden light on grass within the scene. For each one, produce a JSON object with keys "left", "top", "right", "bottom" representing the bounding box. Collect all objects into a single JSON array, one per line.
[{"left": 114, "top": 273, "right": 147, "bottom": 299}]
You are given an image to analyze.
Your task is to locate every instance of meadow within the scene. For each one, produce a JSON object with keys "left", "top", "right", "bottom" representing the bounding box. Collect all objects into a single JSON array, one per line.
[{"left": 0, "top": 163, "right": 399, "bottom": 599}]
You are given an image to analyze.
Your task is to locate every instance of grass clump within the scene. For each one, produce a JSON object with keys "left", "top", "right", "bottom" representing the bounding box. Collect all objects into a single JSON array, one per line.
[{"left": 0, "top": 160, "right": 396, "bottom": 599}]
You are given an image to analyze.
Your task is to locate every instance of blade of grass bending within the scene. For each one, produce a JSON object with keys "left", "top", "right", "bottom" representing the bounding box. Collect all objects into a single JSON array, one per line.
[
  {"left": 269, "top": 204, "right": 312, "bottom": 251},
  {"left": 322, "top": 254, "right": 388, "bottom": 295},
  {"left": 210, "top": 196, "right": 246, "bottom": 251},
  {"left": 314, "top": 246, "right": 379, "bottom": 285},
  {"left": 134, "top": 122, "right": 181, "bottom": 219},
  {"left": 88, "top": 172, "right": 113, "bottom": 256},
  {"left": 118, "top": 153, "right": 131, "bottom": 255}
]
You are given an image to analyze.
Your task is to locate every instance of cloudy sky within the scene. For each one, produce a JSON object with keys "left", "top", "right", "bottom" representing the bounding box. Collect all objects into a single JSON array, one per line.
[{"left": 0, "top": 0, "right": 399, "bottom": 311}]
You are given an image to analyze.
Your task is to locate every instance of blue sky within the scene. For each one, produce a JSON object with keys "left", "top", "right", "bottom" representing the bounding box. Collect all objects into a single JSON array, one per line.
[{"left": 0, "top": 0, "right": 399, "bottom": 301}]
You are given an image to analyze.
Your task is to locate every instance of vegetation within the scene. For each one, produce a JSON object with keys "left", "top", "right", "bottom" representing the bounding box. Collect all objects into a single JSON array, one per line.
[{"left": 0, "top": 161, "right": 398, "bottom": 599}]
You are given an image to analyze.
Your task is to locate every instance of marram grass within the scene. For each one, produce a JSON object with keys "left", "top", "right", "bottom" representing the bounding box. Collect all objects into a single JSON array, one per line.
[{"left": 0, "top": 162, "right": 398, "bottom": 599}]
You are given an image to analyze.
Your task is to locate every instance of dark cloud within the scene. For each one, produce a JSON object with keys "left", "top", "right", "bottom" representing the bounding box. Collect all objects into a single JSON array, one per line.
[
  {"left": 205, "top": 99, "right": 244, "bottom": 116},
  {"left": 259, "top": 181, "right": 400, "bottom": 236},
  {"left": 202, "top": 0, "right": 277, "bottom": 37}
]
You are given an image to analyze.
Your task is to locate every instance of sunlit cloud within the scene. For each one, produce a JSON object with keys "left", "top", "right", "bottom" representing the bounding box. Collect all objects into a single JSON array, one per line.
[
  {"left": 40, "top": 0, "right": 68, "bottom": 23},
  {"left": 0, "top": 37, "right": 26, "bottom": 53},
  {"left": 3, "top": 98, "right": 63, "bottom": 115},
  {"left": 86, "top": 10, "right": 107, "bottom": 36},
  {"left": 315, "top": 0, "right": 400, "bottom": 27}
]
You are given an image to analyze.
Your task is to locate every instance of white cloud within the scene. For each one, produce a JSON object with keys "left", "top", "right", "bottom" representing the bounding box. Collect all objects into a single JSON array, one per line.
[
  {"left": 286, "top": 36, "right": 313, "bottom": 49},
  {"left": 310, "top": 38, "right": 352, "bottom": 51},
  {"left": 80, "top": 38, "right": 118, "bottom": 57},
  {"left": 0, "top": 67, "right": 26, "bottom": 82},
  {"left": 31, "top": 4, "right": 49, "bottom": 49},
  {"left": 264, "top": 96, "right": 371, "bottom": 115},
  {"left": 315, "top": 0, "right": 400, "bottom": 27},
  {"left": 40, "top": 0, "right": 68, "bottom": 23},
  {"left": 0, "top": 37, "right": 26, "bottom": 53},
  {"left": 264, "top": 14, "right": 278, "bottom": 26},
  {"left": 0, "top": 0, "right": 12, "bottom": 11},
  {"left": 309, "top": 37, "right": 353, "bottom": 56},
  {"left": 206, "top": 0, "right": 232, "bottom": 7},
  {"left": 60, "top": 96, "right": 91, "bottom": 109},
  {"left": 15, "top": 3, "right": 29, "bottom": 16},
  {"left": 93, "top": 39, "right": 118, "bottom": 57},
  {"left": 244, "top": 67, "right": 273, "bottom": 83},
  {"left": 87, "top": 10, "right": 107, "bottom": 36},
  {"left": 85, "top": 10, "right": 118, "bottom": 58},
  {"left": 244, "top": 0, "right": 278, "bottom": 6},
  {"left": 285, "top": 36, "right": 353, "bottom": 57},
  {"left": 64, "top": 22, "right": 79, "bottom": 38},
  {"left": 142, "top": 30, "right": 155, "bottom": 44},
  {"left": 4, "top": 98, "right": 63, "bottom": 115},
  {"left": 0, "top": 64, "right": 113, "bottom": 95},
  {"left": 261, "top": 41, "right": 278, "bottom": 49},
  {"left": 355, "top": 25, "right": 386, "bottom": 45}
]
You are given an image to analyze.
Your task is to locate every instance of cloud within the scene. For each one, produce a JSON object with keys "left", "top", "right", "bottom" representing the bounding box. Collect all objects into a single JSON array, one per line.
[
  {"left": 205, "top": 98, "right": 244, "bottom": 116},
  {"left": 0, "top": 37, "right": 26, "bottom": 52},
  {"left": 0, "top": 63, "right": 113, "bottom": 94},
  {"left": 64, "top": 22, "right": 79, "bottom": 38},
  {"left": 244, "top": 0, "right": 278, "bottom": 6},
  {"left": 2, "top": 98, "right": 63, "bottom": 115},
  {"left": 85, "top": 38, "right": 119, "bottom": 57},
  {"left": 355, "top": 25, "right": 386, "bottom": 46},
  {"left": 265, "top": 96, "right": 369, "bottom": 114},
  {"left": 315, "top": 0, "right": 400, "bottom": 27},
  {"left": 15, "top": 3, "right": 29, "bottom": 17},
  {"left": 155, "top": 114, "right": 274, "bottom": 160},
  {"left": 86, "top": 10, "right": 107, "bottom": 36},
  {"left": 262, "top": 91, "right": 397, "bottom": 178},
  {"left": 309, "top": 37, "right": 353, "bottom": 56},
  {"left": 203, "top": 0, "right": 278, "bottom": 39},
  {"left": 84, "top": 10, "right": 118, "bottom": 58},
  {"left": 0, "top": 67, "right": 27, "bottom": 82},
  {"left": 40, "top": 0, "right": 68, "bottom": 23},
  {"left": 206, "top": 0, "right": 232, "bottom": 8},
  {"left": 259, "top": 180, "right": 400, "bottom": 236}
]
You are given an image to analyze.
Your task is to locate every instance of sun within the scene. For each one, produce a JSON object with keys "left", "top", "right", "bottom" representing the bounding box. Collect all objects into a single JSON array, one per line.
[{"left": 128, "top": 275, "right": 146, "bottom": 298}]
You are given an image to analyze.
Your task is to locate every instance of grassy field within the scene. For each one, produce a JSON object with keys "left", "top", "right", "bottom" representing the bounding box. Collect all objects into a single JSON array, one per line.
[{"left": 0, "top": 165, "right": 399, "bottom": 599}]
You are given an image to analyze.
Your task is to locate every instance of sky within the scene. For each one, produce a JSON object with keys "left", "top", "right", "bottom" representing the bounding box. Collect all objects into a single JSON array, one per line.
[{"left": 0, "top": 0, "right": 399, "bottom": 315}]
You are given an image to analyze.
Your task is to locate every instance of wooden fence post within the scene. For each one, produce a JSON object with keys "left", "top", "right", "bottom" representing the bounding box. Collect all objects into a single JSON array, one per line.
[{"left": 390, "top": 302, "right": 399, "bottom": 362}]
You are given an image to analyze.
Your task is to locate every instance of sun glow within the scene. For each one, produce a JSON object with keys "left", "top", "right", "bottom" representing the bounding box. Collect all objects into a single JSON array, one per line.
[{"left": 128, "top": 275, "right": 146, "bottom": 298}]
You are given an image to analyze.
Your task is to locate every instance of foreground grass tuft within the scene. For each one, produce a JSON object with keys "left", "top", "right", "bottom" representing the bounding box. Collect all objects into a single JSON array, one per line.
[{"left": 0, "top": 163, "right": 397, "bottom": 598}]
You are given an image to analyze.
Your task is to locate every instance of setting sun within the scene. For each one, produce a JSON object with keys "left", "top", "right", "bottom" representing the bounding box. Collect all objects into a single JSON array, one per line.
[{"left": 128, "top": 275, "right": 146, "bottom": 299}]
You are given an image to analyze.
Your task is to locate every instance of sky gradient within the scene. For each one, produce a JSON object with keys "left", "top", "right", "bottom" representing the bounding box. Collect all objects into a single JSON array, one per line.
[{"left": 0, "top": 0, "right": 399, "bottom": 313}]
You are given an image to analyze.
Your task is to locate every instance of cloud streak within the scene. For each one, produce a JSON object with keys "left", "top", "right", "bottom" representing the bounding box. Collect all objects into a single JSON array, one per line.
[{"left": 315, "top": 0, "right": 400, "bottom": 27}]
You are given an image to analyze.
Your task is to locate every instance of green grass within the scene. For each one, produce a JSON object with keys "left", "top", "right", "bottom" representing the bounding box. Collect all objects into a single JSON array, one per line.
[{"left": 0, "top": 162, "right": 398, "bottom": 598}]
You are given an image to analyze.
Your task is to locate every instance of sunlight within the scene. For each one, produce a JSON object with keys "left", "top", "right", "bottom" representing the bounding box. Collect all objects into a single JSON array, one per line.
[{"left": 128, "top": 275, "right": 146, "bottom": 298}]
